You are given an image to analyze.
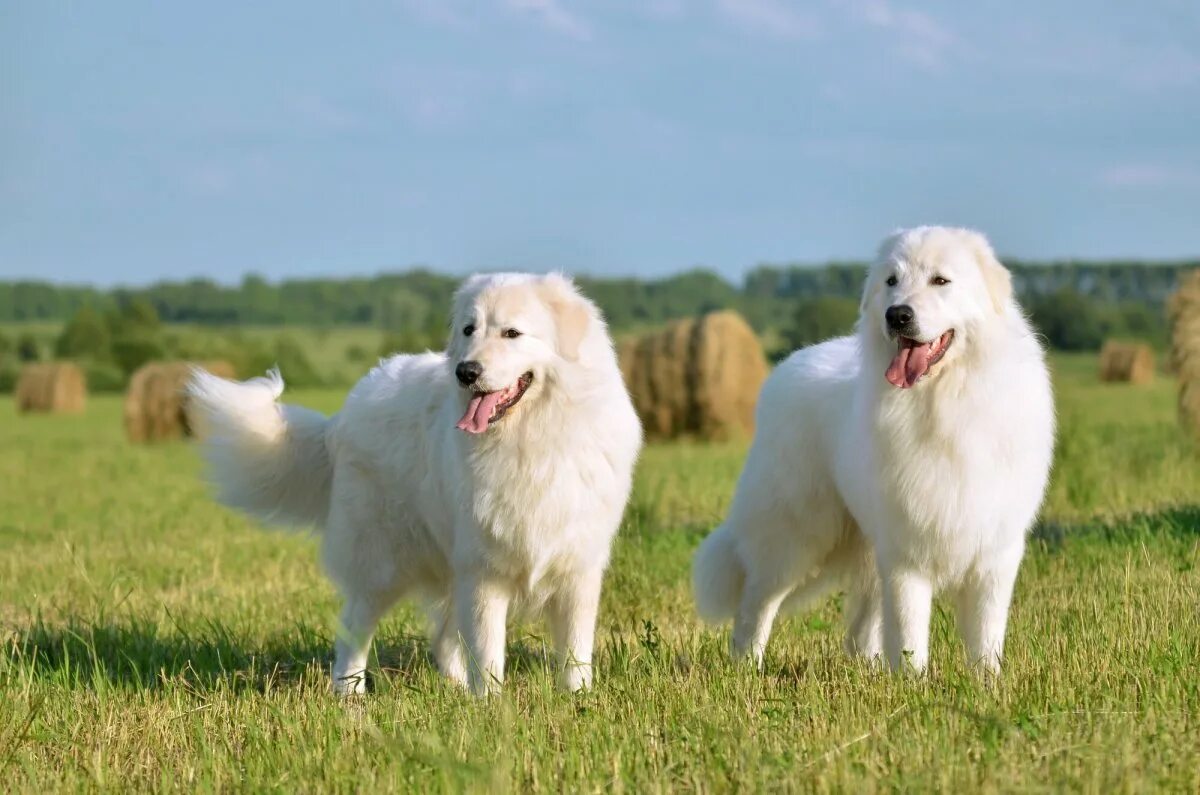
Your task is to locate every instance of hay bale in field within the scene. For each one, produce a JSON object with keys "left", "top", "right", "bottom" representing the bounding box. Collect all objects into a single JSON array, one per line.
[
  {"left": 619, "top": 310, "right": 768, "bottom": 441},
  {"left": 124, "top": 360, "right": 235, "bottom": 443},
  {"left": 14, "top": 362, "right": 87, "bottom": 414},
  {"left": 1097, "top": 340, "right": 1155, "bottom": 384},
  {"left": 1169, "top": 269, "right": 1200, "bottom": 435}
]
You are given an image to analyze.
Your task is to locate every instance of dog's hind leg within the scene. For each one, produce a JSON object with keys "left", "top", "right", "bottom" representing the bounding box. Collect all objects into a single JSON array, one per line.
[
  {"left": 332, "top": 588, "right": 400, "bottom": 696},
  {"left": 843, "top": 579, "right": 883, "bottom": 660},
  {"left": 425, "top": 598, "right": 468, "bottom": 688},
  {"left": 732, "top": 504, "right": 850, "bottom": 668},
  {"left": 841, "top": 540, "right": 883, "bottom": 660},
  {"left": 731, "top": 578, "right": 791, "bottom": 669}
]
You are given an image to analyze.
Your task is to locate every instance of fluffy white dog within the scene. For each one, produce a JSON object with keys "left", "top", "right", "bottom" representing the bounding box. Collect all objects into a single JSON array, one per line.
[
  {"left": 187, "top": 273, "right": 642, "bottom": 696},
  {"left": 693, "top": 226, "right": 1054, "bottom": 674}
]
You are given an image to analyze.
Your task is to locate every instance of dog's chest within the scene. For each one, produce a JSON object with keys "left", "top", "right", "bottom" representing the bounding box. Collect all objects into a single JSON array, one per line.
[
  {"left": 872, "top": 395, "right": 1028, "bottom": 567},
  {"left": 466, "top": 437, "right": 624, "bottom": 573}
]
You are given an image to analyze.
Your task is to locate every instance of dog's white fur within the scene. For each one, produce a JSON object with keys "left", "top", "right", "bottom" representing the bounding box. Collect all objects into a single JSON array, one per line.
[
  {"left": 187, "top": 273, "right": 642, "bottom": 696},
  {"left": 693, "top": 226, "right": 1054, "bottom": 674}
]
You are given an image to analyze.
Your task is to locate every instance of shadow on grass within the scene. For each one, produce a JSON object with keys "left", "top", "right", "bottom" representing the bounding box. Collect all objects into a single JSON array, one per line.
[
  {"left": 6, "top": 617, "right": 340, "bottom": 693},
  {"left": 10, "top": 506, "right": 1194, "bottom": 696},
  {"left": 1032, "top": 503, "right": 1200, "bottom": 551},
  {"left": 5, "top": 618, "right": 566, "bottom": 694}
]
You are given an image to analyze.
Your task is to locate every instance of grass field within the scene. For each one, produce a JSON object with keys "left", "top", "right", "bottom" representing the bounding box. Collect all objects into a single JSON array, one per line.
[{"left": 1, "top": 353, "right": 1197, "bottom": 791}]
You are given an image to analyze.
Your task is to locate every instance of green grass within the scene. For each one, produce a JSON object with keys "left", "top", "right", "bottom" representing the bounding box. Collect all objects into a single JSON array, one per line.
[{"left": 1, "top": 354, "right": 1197, "bottom": 791}]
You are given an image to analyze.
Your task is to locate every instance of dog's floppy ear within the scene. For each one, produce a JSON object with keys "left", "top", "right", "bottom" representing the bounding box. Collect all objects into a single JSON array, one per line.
[
  {"left": 966, "top": 231, "right": 1012, "bottom": 314},
  {"left": 540, "top": 273, "right": 592, "bottom": 361},
  {"left": 447, "top": 274, "right": 491, "bottom": 353},
  {"left": 861, "top": 228, "right": 907, "bottom": 314}
]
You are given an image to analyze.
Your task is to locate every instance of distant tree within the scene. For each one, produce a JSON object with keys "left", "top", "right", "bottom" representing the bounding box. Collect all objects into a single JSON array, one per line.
[
  {"left": 1115, "top": 302, "right": 1167, "bottom": 347},
  {"left": 783, "top": 296, "right": 859, "bottom": 351},
  {"left": 16, "top": 333, "right": 41, "bottom": 362},
  {"left": 240, "top": 273, "right": 281, "bottom": 322},
  {"left": 1027, "top": 289, "right": 1106, "bottom": 351},
  {"left": 0, "top": 331, "right": 11, "bottom": 361},
  {"left": 380, "top": 288, "right": 431, "bottom": 335},
  {"left": 105, "top": 298, "right": 165, "bottom": 374},
  {"left": 114, "top": 297, "right": 161, "bottom": 334},
  {"left": 111, "top": 337, "right": 165, "bottom": 376},
  {"left": 55, "top": 306, "right": 112, "bottom": 360}
]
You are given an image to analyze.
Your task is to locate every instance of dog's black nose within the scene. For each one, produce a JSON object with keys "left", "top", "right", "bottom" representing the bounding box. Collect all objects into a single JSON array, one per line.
[
  {"left": 885, "top": 304, "right": 914, "bottom": 332},
  {"left": 455, "top": 361, "right": 483, "bottom": 386}
]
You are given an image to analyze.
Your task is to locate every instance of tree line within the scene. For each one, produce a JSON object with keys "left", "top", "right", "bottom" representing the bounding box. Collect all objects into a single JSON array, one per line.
[{"left": 0, "top": 260, "right": 1193, "bottom": 361}]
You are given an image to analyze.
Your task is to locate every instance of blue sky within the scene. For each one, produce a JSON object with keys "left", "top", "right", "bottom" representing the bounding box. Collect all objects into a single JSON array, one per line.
[{"left": 3, "top": 1, "right": 1198, "bottom": 285}]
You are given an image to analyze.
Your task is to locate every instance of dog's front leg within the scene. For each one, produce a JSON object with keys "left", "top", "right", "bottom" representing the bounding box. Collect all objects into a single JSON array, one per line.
[
  {"left": 548, "top": 569, "right": 603, "bottom": 692},
  {"left": 455, "top": 574, "right": 511, "bottom": 696},
  {"left": 955, "top": 543, "right": 1024, "bottom": 675},
  {"left": 880, "top": 565, "right": 933, "bottom": 673}
]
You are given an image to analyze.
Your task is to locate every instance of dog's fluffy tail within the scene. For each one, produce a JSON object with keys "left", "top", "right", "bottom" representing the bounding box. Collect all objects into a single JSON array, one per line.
[
  {"left": 692, "top": 524, "right": 745, "bottom": 622},
  {"left": 186, "top": 368, "right": 333, "bottom": 530}
]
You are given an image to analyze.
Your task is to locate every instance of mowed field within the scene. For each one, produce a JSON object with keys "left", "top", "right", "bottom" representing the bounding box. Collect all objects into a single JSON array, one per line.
[{"left": 1, "top": 353, "right": 1197, "bottom": 791}]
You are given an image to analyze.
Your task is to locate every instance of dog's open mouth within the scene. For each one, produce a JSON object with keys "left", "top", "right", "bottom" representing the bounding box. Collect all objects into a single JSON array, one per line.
[
  {"left": 456, "top": 372, "right": 534, "bottom": 434},
  {"left": 885, "top": 330, "right": 954, "bottom": 389}
]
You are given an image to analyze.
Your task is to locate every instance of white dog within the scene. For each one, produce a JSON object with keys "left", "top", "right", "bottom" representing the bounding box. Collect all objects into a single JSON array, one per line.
[
  {"left": 693, "top": 226, "right": 1054, "bottom": 674},
  {"left": 187, "top": 273, "right": 642, "bottom": 696}
]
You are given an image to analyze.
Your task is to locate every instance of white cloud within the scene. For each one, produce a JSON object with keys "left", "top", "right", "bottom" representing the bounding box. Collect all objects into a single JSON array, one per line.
[
  {"left": 643, "top": 0, "right": 687, "bottom": 20},
  {"left": 837, "top": 0, "right": 959, "bottom": 69},
  {"left": 504, "top": 0, "right": 592, "bottom": 40},
  {"left": 292, "top": 96, "right": 360, "bottom": 132},
  {"left": 715, "top": 0, "right": 820, "bottom": 40},
  {"left": 1099, "top": 164, "right": 1200, "bottom": 189},
  {"left": 181, "top": 163, "right": 234, "bottom": 196},
  {"left": 398, "top": 0, "right": 477, "bottom": 29},
  {"left": 405, "top": 91, "right": 469, "bottom": 130},
  {"left": 1121, "top": 46, "right": 1200, "bottom": 91}
]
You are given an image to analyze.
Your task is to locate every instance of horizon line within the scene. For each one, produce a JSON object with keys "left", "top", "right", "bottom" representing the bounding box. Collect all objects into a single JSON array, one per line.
[{"left": 3, "top": 254, "right": 1199, "bottom": 292}]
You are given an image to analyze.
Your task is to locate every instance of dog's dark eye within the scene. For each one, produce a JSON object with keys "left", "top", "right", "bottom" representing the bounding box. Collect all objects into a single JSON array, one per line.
[
  {"left": 502, "top": 328, "right": 522, "bottom": 339},
  {"left": 886, "top": 275, "right": 898, "bottom": 287},
  {"left": 931, "top": 276, "right": 950, "bottom": 286},
  {"left": 463, "top": 324, "right": 475, "bottom": 337}
]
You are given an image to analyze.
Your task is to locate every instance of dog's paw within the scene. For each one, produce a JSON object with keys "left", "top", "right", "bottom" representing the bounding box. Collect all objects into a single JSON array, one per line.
[
  {"left": 332, "top": 670, "right": 368, "bottom": 697},
  {"left": 560, "top": 665, "right": 593, "bottom": 693}
]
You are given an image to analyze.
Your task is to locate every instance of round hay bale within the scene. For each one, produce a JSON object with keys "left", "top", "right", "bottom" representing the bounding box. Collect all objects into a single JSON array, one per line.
[
  {"left": 621, "top": 318, "right": 696, "bottom": 439},
  {"left": 1097, "top": 340, "right": 1155, "bottom": 384},
  {"left": 1170, "top": 269, "right": 1200, "bottom": 436},
  {"left": 619, "top": 310, "right": 768, "bottom": 441},
  {"left": 14, "top": 362, "right": 87, "bottom": 414},
  {"left": 124, "top": 360, "right": 235, "bottom": 443}
]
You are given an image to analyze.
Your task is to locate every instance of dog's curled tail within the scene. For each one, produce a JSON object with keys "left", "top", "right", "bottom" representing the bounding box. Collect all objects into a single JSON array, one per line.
[
  {"left": 692, "top": 524, "right": 745, "bottom": 622},
  {"left": 186, "top": 368, "right": 333, "bottom": 530}
]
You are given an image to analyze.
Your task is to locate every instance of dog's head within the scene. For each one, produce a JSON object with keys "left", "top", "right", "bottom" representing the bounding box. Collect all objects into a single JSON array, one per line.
[
  {"left": 859, "top": 226, "right": 1012, "bottom": 389},
  {"left": 447, "top": 272, "right": 598, "bottom": 434}
]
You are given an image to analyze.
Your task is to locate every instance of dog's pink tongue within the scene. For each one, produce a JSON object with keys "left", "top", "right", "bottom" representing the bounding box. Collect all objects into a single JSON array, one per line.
[
  {"left": 456, "top": 391, "right": 504, "bottom": 434},
  {"left": 885, "top": 341, "right": 934, "bottom": 389}
]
